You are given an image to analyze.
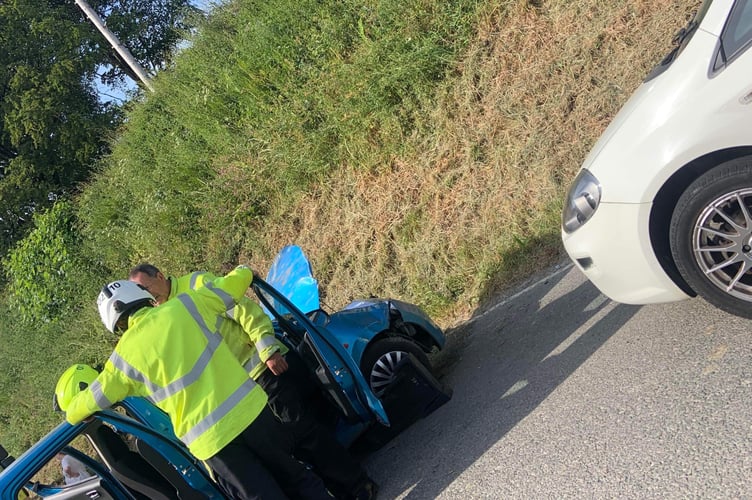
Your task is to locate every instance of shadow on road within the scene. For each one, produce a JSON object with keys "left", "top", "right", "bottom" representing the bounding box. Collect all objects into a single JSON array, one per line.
[{"left": 364, "top": 265, "right": 641, "bottom": 498}]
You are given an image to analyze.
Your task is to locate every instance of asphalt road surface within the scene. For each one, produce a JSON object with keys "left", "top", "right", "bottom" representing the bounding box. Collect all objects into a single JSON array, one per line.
[{"left": 363, "top": 260, "right": 752, "bottom": 499}]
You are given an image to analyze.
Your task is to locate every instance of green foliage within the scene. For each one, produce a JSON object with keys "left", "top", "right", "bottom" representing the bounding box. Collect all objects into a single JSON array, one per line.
[
  {"left": 0, "top": 0, "right": 697, "bottom": 458},
  {"left": 0, "top": 197, "right": 117, "bottom": 451},
  {"left": 0, "top": 292, "right": 113, "bottom": 454},
  {"left": 1, "top": 0, "right": 488, "bottom": 456},
  {"left": 0, "top": 0, "right": 113, "bottom": 255},
  {"left": 3, "top": 201, "right": 83, "bottom": 324},
  {"left": 0, "top": 0, "right": 197, "bottom": 256},
  {"left": 90, "top": 0, "right": 202, "bottom": 80},
  {"left": 0, "top": 199, "right": 114, "bottom": 453},
  {"left": 78, "top": 0, "right": 480, "bottom": 273}
]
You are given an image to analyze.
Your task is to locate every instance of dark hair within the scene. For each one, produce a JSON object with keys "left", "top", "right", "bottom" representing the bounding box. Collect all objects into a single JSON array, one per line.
[
  {"left": 114, "top": 298, "right": 153, "bottom": 333},
  {"left": 128, "top": 263, "right": 162, "bottom": 279}
]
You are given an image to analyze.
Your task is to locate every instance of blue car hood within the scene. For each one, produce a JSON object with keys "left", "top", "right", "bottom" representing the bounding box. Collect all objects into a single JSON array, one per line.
[{"left": 265, "top": 245, "right": 320, "bottom": 314}]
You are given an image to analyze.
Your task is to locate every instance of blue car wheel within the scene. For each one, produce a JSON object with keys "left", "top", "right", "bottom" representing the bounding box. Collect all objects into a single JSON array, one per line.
[{"left": 360, "top": 337, "right": 431, "bottom": 398}]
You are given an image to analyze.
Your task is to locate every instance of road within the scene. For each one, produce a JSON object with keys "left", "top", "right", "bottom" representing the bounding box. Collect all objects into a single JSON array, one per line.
[{"left": 363, "top": 261, "right": 752, "bottom": 499}]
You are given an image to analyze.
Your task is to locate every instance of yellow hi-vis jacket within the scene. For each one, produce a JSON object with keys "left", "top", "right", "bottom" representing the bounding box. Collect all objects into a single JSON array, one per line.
[
  {"left": 167, "top": 271, "right": 288, "bottom": 380},
  {"left": 65, "top": 266, "right": 268, "bottom": 461}
]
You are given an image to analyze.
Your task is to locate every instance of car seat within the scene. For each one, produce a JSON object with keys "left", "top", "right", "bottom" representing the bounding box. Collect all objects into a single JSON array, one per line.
[
  {"left": 86, "top": 423, "right": 179, "bottom": 500},
  {"left": 135, "top": 437, "right": 209, "bottom": 500}
]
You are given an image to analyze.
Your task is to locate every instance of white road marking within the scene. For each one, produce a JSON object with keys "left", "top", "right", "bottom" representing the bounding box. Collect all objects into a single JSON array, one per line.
[{"left": 467, "top": 262, "right": 575, "bottom": 324}]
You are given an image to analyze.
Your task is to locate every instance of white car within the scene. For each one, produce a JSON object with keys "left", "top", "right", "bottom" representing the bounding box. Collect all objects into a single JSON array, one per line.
[{"left": 562, "top": 0, "right": 752, "bottom": 318}]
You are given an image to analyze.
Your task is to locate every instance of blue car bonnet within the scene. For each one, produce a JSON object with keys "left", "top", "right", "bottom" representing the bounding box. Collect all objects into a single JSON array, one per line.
[{"left": 264, "top": 245, "right": 320, "bottom": 315}]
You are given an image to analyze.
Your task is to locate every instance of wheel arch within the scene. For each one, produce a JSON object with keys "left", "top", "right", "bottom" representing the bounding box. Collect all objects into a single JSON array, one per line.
[
  {"left": 649, "top": 146, "right": 752, "bottom": 297},
  {"left": 366, "top": 326, "right": 437, "bottom": 354},
  {"left": 387, "top": 301, "right": 445, "bottom": 352}
]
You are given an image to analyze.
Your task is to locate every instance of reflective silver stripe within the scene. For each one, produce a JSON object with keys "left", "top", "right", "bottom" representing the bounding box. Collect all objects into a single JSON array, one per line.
[
  {"left": 178, "top": 293, "right": 217, "bottom": 339},
  {"left": 255, "top": 336, "right": 277, "bottom": 352},
  {"left": 189, "top": 271, "right": 205, "bottom": 290},
  {"left": 187, "top": 271, "right": 236, "bottom": 312},
  {"left": 181, "top": 378, "right": 257, "bottom": 446},
  {"left": 90, "top": 380, "right": 113, "bottom": 410},
  {"left": 109, "top": 352, "right": 162, "bottom": 393},
  {"left": 108, "top": 281, "right": 255, "bottom": 445},
  {"left": 147, "top": 294, "right": 225, "bottom": 403},
  {"left": 151, "top": 334, "right": 222, "bottom": 403},
  {"left": 243, "top": 353, "right": 262, "bottom": 373},
  {"left": 205, "top": 282, "right": 235, "bottom": 312},
  {"left": 109, "top": 293, "right": 226, "bottom": 404}
]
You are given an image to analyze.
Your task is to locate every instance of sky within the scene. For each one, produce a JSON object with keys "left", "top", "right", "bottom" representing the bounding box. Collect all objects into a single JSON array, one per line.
[{"left": 95, "top": 0, "right": 224, "bottom": 104}]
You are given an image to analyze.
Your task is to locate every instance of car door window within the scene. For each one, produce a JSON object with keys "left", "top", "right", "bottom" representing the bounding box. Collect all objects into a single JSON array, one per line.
[
  {"left": 24, "top": 434, "right": 114, "bottom": 499},
  {"left": 89, "top": 414, "right": 215, "bottom": 500},
  {"left": 252, "top": 281, "right": 308, "bottom": 344},
  {"left": 720, "top": 0, "right": 752, "bottom": 63}
]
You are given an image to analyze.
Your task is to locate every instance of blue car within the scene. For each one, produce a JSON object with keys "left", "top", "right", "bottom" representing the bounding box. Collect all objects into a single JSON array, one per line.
[
  {"left": 257, "top": 245, "right": 450, "bottom": 447},
  {"left": 0, "top": 398, "right": 224, "bottom": 500},
  {"left": 0, "top": 246, "right": 451, "bottom": 499}
]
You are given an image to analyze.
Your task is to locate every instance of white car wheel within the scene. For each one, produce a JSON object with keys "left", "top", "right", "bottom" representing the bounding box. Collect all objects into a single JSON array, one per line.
[{"left": 670, "top": 156, "right": 752, "bottom": 318}]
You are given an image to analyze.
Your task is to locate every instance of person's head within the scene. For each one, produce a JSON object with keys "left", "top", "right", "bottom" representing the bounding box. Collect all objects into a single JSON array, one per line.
[
  {"left": 53, "top": 364, "right": 99, "bottom": 412},
  {"left": 128, "top": 263, "right": 170, "bottom": 305},
  {"left": 97, "top": 280, "right": 154, "bottom": 334}
]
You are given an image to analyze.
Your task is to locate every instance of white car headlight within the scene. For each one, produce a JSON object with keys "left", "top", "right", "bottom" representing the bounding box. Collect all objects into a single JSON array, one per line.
[{"left": 562, "top": 169, "right": 602, "bottom": 233}]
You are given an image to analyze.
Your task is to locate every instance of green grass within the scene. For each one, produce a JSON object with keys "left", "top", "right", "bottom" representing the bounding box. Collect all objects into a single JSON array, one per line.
[{"left": 0, "top": 0, "right": 699, "bottom": 454}]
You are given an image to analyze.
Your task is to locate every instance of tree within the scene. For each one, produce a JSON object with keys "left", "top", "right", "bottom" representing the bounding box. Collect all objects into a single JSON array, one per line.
[
  {"left": 0, "top": 0, "right": 198, "bottom": 257},
  {"left": 2, "top": 200, "right": 82, "bottom": 324}
]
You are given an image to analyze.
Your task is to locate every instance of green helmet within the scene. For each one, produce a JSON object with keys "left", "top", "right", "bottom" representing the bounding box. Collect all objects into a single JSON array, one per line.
[{"left": 53, "top": 364, "right": 99, "bottom": 412}]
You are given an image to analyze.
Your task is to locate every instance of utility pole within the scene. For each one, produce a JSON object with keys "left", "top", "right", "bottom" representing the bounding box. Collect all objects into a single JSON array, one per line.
[{"left": 73, "top": 0, "right": 155, "bottom": 92}]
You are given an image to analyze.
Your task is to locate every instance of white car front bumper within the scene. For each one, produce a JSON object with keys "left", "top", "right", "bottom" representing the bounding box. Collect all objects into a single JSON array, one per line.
[{"left": 562, "top": 201, "right": 690, "bottom": 304}]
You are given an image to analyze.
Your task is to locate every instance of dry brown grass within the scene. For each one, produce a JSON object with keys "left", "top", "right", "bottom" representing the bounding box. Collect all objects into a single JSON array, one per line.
[{"left": 246, "top": 0, "right": 699, "bottom": 327}]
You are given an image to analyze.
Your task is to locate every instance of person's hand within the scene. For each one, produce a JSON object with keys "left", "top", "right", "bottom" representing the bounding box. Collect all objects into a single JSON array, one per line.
[{"left": 265, "top": 352, "right": 288, "bottom": 375}]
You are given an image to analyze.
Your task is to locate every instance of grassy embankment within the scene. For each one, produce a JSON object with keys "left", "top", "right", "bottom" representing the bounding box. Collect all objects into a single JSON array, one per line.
[{"left": 0, "top": 0, "right": 696, "bottom": 454}]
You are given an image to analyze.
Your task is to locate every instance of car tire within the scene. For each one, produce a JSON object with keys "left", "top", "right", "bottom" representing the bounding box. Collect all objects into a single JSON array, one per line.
[
  {"left": 360, "top": 336, "right": 431, "bottom": 398},
  {"left": 669, "top": 156, "right": 752, "bottom": 318}
]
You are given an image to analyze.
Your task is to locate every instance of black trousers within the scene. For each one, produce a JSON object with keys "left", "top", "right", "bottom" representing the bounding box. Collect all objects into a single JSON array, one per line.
[
  {"left": 205, "top": 406, "right": 332, "bottom": 500},
  {"left": 257, "top": 352, "right": 367, "bottom": 498}
]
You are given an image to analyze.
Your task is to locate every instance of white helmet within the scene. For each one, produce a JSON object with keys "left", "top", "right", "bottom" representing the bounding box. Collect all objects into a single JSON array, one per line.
[{"left": 97, "top": 280, "right": 155, "bottom": 333}]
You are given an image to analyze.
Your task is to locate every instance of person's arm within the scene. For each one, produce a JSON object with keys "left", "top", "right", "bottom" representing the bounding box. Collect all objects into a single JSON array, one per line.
[
  {"left": 233, "top": 296, "right": 287, "bottom": 374},
  {"left": 203, "top": 266, "right": 253, "bottom": 303},
  {"left": 197, "top": 268, "right": 287, "bottom": 374}
]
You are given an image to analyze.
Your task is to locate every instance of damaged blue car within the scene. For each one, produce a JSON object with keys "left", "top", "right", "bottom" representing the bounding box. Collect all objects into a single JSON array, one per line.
[{"left": 0, "top": 246, "right": 451, "bottom": 499}]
